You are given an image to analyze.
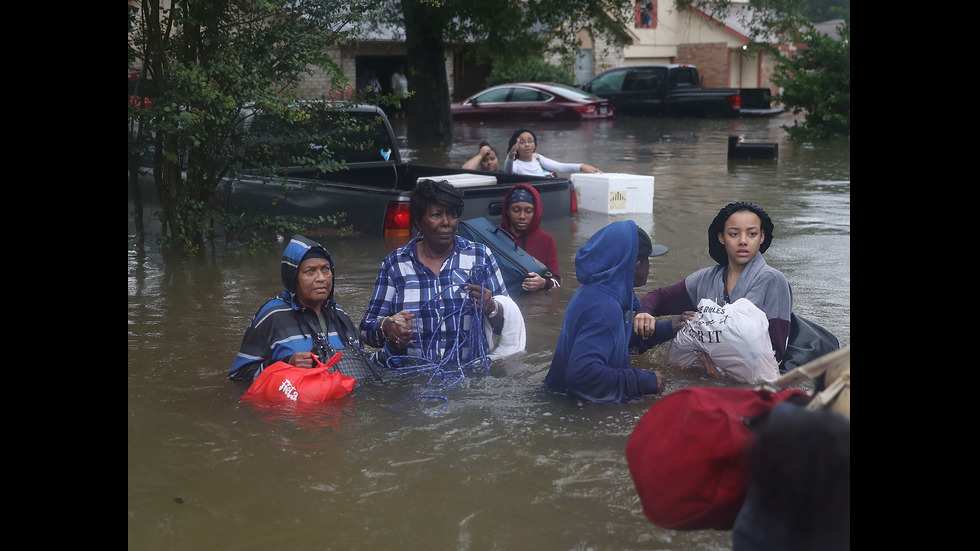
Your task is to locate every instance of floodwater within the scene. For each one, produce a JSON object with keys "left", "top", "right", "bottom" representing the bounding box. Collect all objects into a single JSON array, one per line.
[{"left": 128, "top": 112, "right": 849, "bottom": 550}]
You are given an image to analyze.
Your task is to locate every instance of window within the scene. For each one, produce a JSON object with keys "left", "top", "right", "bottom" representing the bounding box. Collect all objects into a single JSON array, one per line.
[
  {"left": 669, "top": 67, "right": 699, "bottom": 88},
  {"left": 635, "top": 0, "right": 657, "bottom": 29},
  {"left": 574, "top": 50, "right": 594, "bottom": 86},
  {"left": 589, "top": 70, "right": 628, "bottom": 94},
  {"left": 630, "top": 68, "right": 666, "bottom": 91},
  {"left": 510, "top": 88, "right": 549, "bottom": 102},
  {"left": 471, "top": 88, "right": 510, "bottom": 104}
]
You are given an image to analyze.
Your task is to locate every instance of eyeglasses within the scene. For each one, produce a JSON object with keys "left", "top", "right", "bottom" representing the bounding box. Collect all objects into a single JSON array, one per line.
[{"left": 517, "top": 140, "right": 535, "bottom": 146}]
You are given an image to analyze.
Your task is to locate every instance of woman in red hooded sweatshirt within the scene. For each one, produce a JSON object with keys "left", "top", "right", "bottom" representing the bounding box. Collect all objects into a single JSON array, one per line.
[{"left": 500, "top": 184, "right": 562, "bottom": 292}]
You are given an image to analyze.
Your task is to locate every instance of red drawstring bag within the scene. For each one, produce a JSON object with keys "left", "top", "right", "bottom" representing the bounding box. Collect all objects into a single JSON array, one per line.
[
  {"left": 242, "top": 351, "right": 356, "bottom": 404},
  {"left": 625, "top": 386, "right": 809, "bottom": 531}
]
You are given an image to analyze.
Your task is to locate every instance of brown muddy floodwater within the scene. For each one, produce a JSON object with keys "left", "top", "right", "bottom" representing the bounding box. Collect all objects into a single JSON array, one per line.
[{"left": 128, "top": 111, "right": 849, "bottom": 550}]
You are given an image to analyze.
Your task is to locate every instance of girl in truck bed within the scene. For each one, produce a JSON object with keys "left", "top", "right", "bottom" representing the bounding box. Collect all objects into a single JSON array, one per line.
[{"left": 503, "top": 128, "right": 602, "bottom": 177}]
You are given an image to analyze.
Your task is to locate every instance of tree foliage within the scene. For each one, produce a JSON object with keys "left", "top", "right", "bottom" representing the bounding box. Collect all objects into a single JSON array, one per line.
[
  {"left": 674, "top": 0, "right": 849, "bottom": 140},
  {"left": 486, "top": 58, "right": 575, "bottom": 87},
  {"left": 675, "top": 0, "right": 809, "bottom": 42},
  {"left": 802, "top": 0, "right": 849, "bottom": 22},
  {"left": 127, "top": 0, "right": 380, "bottom": 253},
  {"left": 771, "top": 9, "right": 849, "bottom": 140}
]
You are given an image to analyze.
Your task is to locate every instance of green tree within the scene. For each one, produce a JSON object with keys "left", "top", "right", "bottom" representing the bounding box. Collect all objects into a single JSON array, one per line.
[
  {"left": 772, "top": 10, "right": 849, "bottom": 140},
  {"left": 803, "top": 0, "right": 849, "bottom": 22},
  {"left": 128, "top": 0, "right": 379, "bottom": 253},
  {"left": 674, "top": 0, "right": 849, "bottom": 140},
  {"left": 364, "top": 1, "right": 633, "bottom": 145},
  {"left": 674, "top": 0, "right": 809, "bottom": 47}
]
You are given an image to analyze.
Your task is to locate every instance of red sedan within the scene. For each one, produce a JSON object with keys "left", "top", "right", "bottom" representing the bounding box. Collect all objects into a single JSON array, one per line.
[{"left": 451, "top": 82, "right": 615, "bottom": 121}]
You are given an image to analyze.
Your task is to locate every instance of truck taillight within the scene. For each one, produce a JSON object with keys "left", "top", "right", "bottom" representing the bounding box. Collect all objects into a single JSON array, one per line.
[
  {"left": 570, "top": 186, "right": 578, "bottom": 213},
  {"left": 729, "top": 94, "right": 741, "bottom": 110},
  {"left": 383, "top": 201, "right": 412, "bottom": 240}
]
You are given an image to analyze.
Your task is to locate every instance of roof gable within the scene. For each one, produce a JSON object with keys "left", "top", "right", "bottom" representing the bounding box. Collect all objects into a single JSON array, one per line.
[{"left": 689, "top": 1, "right": 779, "bottom": 44}]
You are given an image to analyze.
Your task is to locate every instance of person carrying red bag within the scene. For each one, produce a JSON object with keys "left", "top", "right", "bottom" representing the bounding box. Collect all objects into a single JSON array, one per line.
[{"left": 229, "top": 235, "right": 389, "bottom": 385}]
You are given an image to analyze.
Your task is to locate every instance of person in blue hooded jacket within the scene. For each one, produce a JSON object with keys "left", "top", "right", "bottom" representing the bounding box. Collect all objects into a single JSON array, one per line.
[
  {"left": 544, "top": 221, "right": 692, "bottom": 403},
  {"left": 229, "top": 235, "right": 388, "bottom": 383}
]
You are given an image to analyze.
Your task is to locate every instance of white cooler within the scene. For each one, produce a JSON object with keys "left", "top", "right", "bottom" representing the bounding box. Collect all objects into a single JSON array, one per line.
[
  {"left": 571, "top": 173, "right": 654, "bottom": 214},
  {"left": 418, "top": 174, "right": 498, "bottom": 188}
]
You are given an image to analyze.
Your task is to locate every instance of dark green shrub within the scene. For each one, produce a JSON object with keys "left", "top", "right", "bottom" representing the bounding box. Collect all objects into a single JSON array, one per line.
[{"left": 485, "top": 58, "right": 574, "bottom": 86}]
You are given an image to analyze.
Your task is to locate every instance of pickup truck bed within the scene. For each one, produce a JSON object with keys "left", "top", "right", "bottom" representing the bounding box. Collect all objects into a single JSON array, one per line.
[
  {"left": 218, "top": 103, "right": 575, "bottom": 241},
  {"left": 223, "top": 162, "right": 573, "bottom": 238},
  {"left": 738, "top": 88, "right": 784, "bottom": 117}
]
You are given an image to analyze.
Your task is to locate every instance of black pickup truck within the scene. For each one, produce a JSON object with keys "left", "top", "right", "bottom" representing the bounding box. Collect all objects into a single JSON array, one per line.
[
  {"left": 580, "top": 64, "right": 781, "bottom": 117},
  {"left": 222, "top": 103, "right": 575, "bottom": 244}
]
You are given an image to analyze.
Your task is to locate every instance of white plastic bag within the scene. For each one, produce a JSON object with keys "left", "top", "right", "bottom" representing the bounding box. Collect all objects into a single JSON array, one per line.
[{"left": 666, "top": 298, "right": 780, "bottom": 383}]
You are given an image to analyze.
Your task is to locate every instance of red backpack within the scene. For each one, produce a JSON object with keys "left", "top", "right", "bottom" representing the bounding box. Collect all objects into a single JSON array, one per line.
[{"left": 625, "top": 386, "right": 809, "bottom": 531}]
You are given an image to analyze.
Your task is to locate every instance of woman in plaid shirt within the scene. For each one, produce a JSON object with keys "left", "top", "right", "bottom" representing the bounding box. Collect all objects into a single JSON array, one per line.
[{"left": 359, "top": 179, "right": 510, "bottom": 367}]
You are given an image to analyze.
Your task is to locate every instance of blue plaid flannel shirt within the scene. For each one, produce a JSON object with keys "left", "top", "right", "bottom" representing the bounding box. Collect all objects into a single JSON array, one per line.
[{"left": 359, "top": 236, "right": 509, "bottom": 364}]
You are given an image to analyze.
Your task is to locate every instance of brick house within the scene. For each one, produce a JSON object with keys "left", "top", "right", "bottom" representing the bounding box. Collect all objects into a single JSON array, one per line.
[{"left": 621, "top": 0, "right": 787, "bottom": 94}]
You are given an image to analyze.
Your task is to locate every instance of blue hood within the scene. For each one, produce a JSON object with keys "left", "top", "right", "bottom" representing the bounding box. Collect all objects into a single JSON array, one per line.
[
  {"left": 280, "top": 235, "right": 335, "bottom": 302},
  {"left": 575, "top": 220, "right": 638, "bottom": 311}
]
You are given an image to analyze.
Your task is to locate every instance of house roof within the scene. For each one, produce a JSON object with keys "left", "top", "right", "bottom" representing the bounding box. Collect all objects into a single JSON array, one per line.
[{"left": 690, "top": 2, "right": 780, "bottom": 44}]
